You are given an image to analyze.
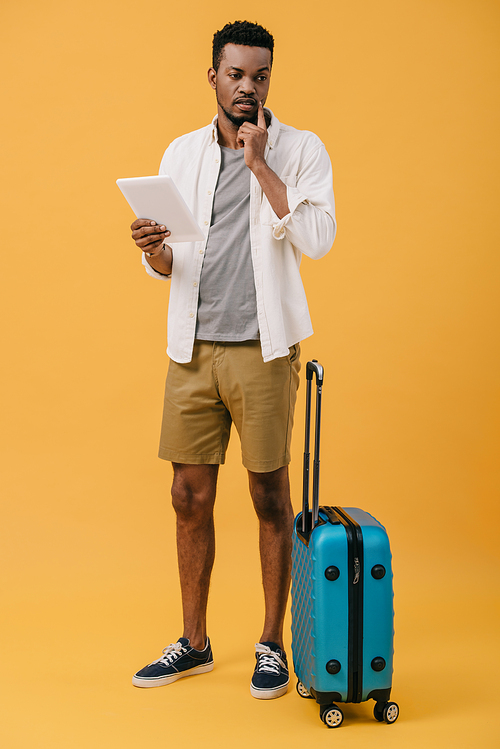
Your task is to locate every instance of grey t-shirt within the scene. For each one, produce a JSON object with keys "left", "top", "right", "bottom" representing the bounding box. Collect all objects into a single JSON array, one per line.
[{"left": 195, "top": 146, "right": 259, "bottom": 342}]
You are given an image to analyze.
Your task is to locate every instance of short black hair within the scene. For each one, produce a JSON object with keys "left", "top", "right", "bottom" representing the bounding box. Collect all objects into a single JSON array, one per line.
[{"left": 212, "top": 21, "right": 274, "bottom": 72}]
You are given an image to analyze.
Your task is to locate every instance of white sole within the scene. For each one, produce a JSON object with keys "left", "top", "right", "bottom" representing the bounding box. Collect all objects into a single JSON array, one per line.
[
  {"left": 250, "top": 680, "right": 289, "bottom": 700},
  {"left": 132, "top": 661, "right": 214, "bottom": 688}
]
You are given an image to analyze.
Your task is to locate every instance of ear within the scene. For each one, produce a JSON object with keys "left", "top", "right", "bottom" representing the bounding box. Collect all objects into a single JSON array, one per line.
[{"left": 207, "top": 68, "right": 217, "bottom": 91}]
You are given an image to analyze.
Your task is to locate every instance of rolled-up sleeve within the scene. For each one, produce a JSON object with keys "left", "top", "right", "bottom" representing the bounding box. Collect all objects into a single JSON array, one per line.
[{"left": 269, "top": 144, "right": 336, "bottom": 259}]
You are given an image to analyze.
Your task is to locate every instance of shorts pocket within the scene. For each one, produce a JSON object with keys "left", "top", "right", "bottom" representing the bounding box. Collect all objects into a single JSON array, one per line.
[{"left": 287, "top": 343, "right": 301, "bottom": 365}]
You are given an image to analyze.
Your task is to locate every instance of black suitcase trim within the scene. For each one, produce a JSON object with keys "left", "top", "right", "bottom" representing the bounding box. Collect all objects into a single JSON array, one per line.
[
  {"left": 309, "top": 687, "right": 343, "bottom": 705},
  {"left": 366, "top": 688, "right": 392, "bottom": 703},
  {"left": 324, "top": 506, "right": 365, "bottom": 704},
  {"left": 295, "top": 512, "right": 327, "bottom": 546}
]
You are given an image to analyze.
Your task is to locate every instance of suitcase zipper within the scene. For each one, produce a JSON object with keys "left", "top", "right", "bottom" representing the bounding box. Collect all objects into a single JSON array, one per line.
[
  {"left": 353, "top": 557, "right": 361, "bottom": 585},
  {"left": 332, "top": 507, "right": 364, "bottom": 703}
]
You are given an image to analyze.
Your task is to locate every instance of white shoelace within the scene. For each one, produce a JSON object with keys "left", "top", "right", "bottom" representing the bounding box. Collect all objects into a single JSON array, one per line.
[
  {"left": 151, "top": 641, "right": 187, "bottom": 666},
  {"left": 255, "top": 643, "right": 287, "bottom": 674}
]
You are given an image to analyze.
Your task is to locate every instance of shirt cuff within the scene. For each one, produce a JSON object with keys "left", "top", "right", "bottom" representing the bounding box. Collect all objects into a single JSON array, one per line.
[{"left": 271, "top": 186, "right": 309, "bottom": 240}]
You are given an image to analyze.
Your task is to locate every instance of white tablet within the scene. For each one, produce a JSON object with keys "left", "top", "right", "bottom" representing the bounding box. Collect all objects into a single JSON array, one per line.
[{"left": 116, "top": 175, "right": 205, "bottom": 243}]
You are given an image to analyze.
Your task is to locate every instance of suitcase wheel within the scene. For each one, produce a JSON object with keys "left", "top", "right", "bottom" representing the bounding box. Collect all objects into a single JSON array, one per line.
[
  {"left": 320, "top": 704, "right": 344, "bottom": 728},
  {"left": 374, "top": 701, "right": 399, "bottom": 724},
  {"left": 383, "top": 702, "right": 399, "bottom": 724},
  {"left": 296, "top": 681, "right": 314, "bottom": 699}
]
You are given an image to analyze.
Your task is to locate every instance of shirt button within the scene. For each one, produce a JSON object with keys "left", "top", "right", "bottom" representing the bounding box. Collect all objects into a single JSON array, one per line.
[
  {"left": 189, "top": 313, "right": 194, "bottom": 318},
  {"left": 215, "top": 159, "right": 219, "bottom": 163},
  {"left": 193, "top": 282, "right": 198, "bottom": 287},
  {"left": 199, "top": 249, "right": 204, "bottom": 254},
  {"left": 204, "top": 221, "right": 209, "bottom": 225},
  {"left": 208, "top": 190, "right": 212, "bottom": 195}
]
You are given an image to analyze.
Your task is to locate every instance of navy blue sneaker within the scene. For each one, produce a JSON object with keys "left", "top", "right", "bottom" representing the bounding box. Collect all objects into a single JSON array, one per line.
[
  {"left": 250, "top": 642, "right": 289, "bottom": 699},
  {"left": 132, "top": 637, "right": 214, "bottom": 688}
]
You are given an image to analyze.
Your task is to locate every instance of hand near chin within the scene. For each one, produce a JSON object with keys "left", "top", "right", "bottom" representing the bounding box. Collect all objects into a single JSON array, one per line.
[{"left": 237, "top": 100, "right": 268, "bottom": 170}]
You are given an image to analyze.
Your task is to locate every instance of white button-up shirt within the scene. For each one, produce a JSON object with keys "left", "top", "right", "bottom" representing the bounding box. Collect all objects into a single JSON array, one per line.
[{"left": 142, "top": 109, "right": 336, "bottom": 363}]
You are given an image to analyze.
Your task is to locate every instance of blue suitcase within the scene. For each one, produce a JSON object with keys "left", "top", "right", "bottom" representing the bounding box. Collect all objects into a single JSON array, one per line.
[{"left": 291, "top": 361, "right": 399, "bottom": 727}]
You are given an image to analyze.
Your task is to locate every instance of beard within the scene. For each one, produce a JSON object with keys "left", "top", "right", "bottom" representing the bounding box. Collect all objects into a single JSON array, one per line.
[{"left": 216, "top": 93, "right": 258, "bottom": 128}]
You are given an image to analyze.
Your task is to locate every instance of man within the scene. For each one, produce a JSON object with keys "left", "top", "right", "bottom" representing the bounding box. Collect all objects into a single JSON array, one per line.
[{"left": 130, "top": 21, "right": 335, "bottom": 700}]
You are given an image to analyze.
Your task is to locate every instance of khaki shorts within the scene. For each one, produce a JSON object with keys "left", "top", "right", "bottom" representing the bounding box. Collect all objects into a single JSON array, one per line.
[{"left": 158, "top": 341, "right": 301, "bottom": 472}]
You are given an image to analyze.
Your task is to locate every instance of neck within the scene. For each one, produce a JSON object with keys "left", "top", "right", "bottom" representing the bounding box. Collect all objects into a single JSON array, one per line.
[{"left": 216, "top": 107, "right": 244, "bottom": 149}]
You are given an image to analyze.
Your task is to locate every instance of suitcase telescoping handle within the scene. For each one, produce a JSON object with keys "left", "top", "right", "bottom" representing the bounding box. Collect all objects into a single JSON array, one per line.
[{"left": 302, "top": 360, "right": 324, "bottom": 533}]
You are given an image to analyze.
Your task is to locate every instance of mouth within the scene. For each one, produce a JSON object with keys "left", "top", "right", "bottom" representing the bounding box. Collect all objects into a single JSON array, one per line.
[{"left": 234, "top": 98, "right": 257, "bottom": 112}]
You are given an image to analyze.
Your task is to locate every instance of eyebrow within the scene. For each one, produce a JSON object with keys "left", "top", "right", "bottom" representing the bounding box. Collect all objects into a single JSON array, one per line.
[{"left": 227, "top": 66, "right": 270, "bottom": 73}]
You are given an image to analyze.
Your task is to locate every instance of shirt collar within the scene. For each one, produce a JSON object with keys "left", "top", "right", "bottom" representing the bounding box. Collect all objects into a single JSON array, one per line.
[{"left": 210, "top": 108, "right": 280, "bottom": 149}]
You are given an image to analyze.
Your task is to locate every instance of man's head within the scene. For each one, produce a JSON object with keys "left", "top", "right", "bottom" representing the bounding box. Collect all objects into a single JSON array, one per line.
[
  {"left": 212, "top": 21, "right": 274, "bottom": 72},
  {"left": 209, "top": 21, "right": 274, "bottom": 128}
]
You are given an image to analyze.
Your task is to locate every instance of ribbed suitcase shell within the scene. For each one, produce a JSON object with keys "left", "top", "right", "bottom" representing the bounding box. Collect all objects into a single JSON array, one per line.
[{"left": 291, "top": 506, "right": 394, "bottom": 704}]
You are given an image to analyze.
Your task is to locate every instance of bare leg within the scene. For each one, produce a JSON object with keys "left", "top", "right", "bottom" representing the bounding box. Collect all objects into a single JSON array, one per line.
[
  {"left": 171, "top": 463, "right": 219, "bottom": 651},
  {"left": 248, "top": 466, "right": 294, "bottom": 649}
]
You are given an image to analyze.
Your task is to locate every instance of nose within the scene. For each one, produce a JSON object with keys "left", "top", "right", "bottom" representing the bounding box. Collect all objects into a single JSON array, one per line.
[{"left": 238, "top": 77, "right": 256, "bottom": 96}]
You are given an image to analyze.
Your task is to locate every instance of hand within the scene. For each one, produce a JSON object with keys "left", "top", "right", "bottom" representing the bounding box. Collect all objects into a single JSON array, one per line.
[
  {"left": 237, "top": 100, "right": 268, "bottom": 170},
  {"left": 131, "top": 218, "right": 171, "bottom": 255}
]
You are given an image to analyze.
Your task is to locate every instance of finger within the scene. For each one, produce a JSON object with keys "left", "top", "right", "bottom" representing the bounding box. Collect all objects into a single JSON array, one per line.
[
  {"left": 239, "top": 122, "right": 257, "bottom": 133},
  {"left": 257, "top": 100, "right": 266, "bottom": 130},
  {"left": 131, "top": 218, "right": 157, "bottom": 230},
  {"left": 145, "top": 231, "right": 170, "bottom": 248},
  {"left": 142, "top": 237, "right": 163, "bottom": 249},
  {"left": 140, "top": 229, "right": 170, "bottom": 241},
  {"left": 236, "top": 128, "right": 246, "bottom": 147},
  {"left": 132, "top": 223, "right": 167, "bottom": 240},
  {"left": 134, "top": 232, "right": 168, "bottom": 249},
  {"left": 137, "top": 234, "right": 166, "bottom": 251}
]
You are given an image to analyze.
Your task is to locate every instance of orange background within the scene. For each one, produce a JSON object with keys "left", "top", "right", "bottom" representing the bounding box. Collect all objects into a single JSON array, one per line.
[{"left": 1, "top": 1, "right": 499, "bottom": 747}]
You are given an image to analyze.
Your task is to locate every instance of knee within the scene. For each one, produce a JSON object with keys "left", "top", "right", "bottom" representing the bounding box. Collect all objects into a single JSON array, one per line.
[
  {"left": 251, "top": 479, "right": 293, "bottom": 525},
  {"left": 171, "top": 481, "right": 214, "bottom": 520},
  {"left": 171, "top": 471, "right": 216, "bottom": 521}
]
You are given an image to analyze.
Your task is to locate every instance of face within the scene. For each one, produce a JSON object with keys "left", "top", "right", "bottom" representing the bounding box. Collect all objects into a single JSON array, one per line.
[{"left": 208, "top": 43, "right": 272, "bottom": 128}]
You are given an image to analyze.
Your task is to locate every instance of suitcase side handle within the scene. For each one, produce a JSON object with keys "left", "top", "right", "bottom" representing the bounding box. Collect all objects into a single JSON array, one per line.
[{"left": 302, "top": 359, "right": 323, "bottom": 533}]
